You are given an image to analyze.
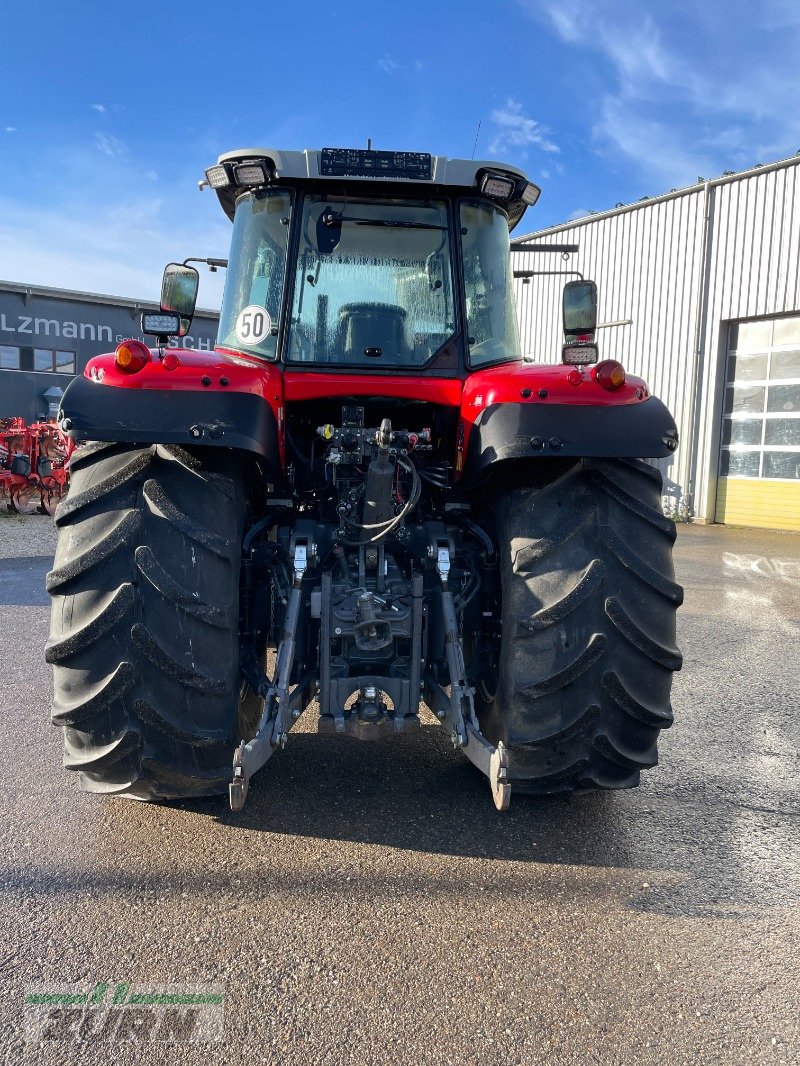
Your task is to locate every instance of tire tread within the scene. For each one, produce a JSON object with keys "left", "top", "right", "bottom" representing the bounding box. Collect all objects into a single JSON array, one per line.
[
  {"left": 479, "top": 457, "right": 681, "bottom": 795},
  {"left": 47, "top": 443, "right": 250, "bottom": 800}
]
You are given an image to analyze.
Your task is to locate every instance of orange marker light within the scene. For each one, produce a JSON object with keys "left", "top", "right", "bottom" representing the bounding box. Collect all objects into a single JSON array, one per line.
[
  {"left": 114, "top": 340, "right": 150, "bottom": 374},
  {"left": 594, "top": 360, "right": 626, "bottom": 391}
]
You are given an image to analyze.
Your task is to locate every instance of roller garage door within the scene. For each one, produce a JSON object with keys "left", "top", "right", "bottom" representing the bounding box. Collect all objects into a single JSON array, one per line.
[{"left": 716, "top": 315, "right": 800, "bottom": 530}]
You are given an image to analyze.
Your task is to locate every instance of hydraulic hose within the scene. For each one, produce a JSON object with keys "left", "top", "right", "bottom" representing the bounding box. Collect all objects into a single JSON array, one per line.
[
  {"left": 243, "top": 513, "right": 274, "bottom": 554},
  {"left": 450, "top": 516, "right": 495, "bottom": 559}
]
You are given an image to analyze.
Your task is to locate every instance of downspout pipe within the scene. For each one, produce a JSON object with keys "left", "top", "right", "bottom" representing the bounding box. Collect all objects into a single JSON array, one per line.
[{"left": 685, "top": 180, "right": 713, "bottom": 520}]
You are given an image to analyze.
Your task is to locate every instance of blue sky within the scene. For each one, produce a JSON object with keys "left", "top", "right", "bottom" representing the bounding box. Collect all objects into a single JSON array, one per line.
[{"left": 1, "top": 0, "right": 798, "bottom": 308}]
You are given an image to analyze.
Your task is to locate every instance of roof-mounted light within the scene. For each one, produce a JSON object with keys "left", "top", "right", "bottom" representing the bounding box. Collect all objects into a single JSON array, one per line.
[
  {"left": 521, "top": 182, "right": 541, "bottom": 206},
  {"left": 481, "top": 172, "right": 516, "bottom": 200},
  {"left": 204, "top": 163, "right": 232, "bottom": 189},
  {"left": 233, "top": 159, "right": 270, "bottom": 186}
]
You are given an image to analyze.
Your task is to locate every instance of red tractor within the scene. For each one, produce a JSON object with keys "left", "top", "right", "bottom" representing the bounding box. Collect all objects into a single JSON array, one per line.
[{"left": 46, "top": 148, "right": 682, "bottom": 811}]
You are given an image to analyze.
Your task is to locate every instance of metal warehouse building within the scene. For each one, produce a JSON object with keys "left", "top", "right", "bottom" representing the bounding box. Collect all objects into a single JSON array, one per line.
[
  {"left": 514, "top": 154, "right": 800, "bottom": 531},
  {"left": 0, "top": 282, "right": 219, "bottom": 424}
]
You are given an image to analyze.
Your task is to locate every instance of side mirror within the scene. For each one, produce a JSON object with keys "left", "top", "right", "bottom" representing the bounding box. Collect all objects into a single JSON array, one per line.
[
  {"left": 562, "top": 279, "right": 597, "bottom": 339},
  {"left": 160, "top": 263, "right": 200, "bottom": 322}
]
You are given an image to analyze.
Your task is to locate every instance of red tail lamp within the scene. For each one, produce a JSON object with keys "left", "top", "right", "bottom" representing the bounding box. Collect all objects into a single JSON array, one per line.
[
  {"left": 114, "top": 340, "right": 151, "bottom": 374},
  {"left": 594, "top": 359, "right": 626, "bottom": 391}
]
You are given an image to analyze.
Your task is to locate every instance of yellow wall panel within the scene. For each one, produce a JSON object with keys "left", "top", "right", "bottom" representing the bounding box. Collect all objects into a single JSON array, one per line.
[{"left": 715, "top": 478, "right": 800, "bottom": 530}]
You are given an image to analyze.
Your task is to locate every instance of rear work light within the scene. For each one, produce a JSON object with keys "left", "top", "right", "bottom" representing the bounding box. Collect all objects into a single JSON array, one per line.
[
  {"left": 114, "top": 340, "right": 151, "bottom": 374},
  {"left": 204, "top": 163, "right": 231, "bottom": 189},
  {"left": 521, "top": 182, "right": 541, "bottom": 206},
  {"left": 481, "top": 172, "right": 516, "bottom": 199},
  {"left": 594, "top": 359, "right": 626, "bottom": 390},
  {"left": 562, "top": 342, "right": 599, "bottom": 365},
  {"left": 141, "top": 311, "right": 181, "bottom": 337},
  {"left": 233, "top": 160, "right": 270, "bottom": 186}
]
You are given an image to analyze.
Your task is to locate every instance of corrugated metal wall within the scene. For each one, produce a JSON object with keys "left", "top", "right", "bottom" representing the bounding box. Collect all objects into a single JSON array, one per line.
[
  {"left": 514, "top": 156, "right": 800, "bottom": 520},
  {"left": 694, "top": 163, "right": 800, "bottom": 518}
]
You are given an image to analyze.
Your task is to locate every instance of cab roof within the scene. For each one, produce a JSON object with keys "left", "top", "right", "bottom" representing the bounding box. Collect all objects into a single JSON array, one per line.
[{"left": 208, "top": 147, "right": 537, "bottom": 231}]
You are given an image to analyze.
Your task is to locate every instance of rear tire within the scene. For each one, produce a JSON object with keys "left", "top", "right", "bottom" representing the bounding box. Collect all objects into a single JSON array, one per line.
[
  {"left": 478, "top": 458, "right": 683, "bottom": 795},
  {"left": 46, "top": 442, "right": 259, "bottom": 800}
]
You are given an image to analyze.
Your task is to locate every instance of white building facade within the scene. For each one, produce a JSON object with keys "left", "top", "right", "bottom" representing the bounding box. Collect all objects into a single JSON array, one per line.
[{"left": 513, "top": 155, "right": 800, "bottom": 530}]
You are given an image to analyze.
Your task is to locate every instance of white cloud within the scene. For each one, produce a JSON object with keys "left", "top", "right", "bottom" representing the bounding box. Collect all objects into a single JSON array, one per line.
[
  {"left": 4, "top": 127, "right": 16, "bottom": 133},
  {"left": 0, "top": 193, "right": 229, "bottom": 308},
  {"left": 145, "top": 169, "right": 158, "bottom": 182},
  {"left": 91, "top": 103, "right": 106, "bottom": 114},
  {"left": 595, "top": 98, "right": 717, "bottom": 186},
  {"left": 488, "top": 98, "right": 559, "bottom": 156},
  {"left": 762, "top": 0, "right": 800, "bottom": 28},
  {"left": 375, "top": 54, "right": 424, "bottom": 76},
  {"left": 95, "top": 131, "right": 126, "bottom": 158},
  {"left": 0, "top": 143, "right": 231, "bottom": 308},
  {"left": 520, "top": 0, "right": 800, "bottom": 186},
  {"left": 376, "top": 53, "right": 402, "bottom": 74}
]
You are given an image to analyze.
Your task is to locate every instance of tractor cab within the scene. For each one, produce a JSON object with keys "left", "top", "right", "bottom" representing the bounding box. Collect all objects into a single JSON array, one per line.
[{"left": 201, "top": 148, "right": 540, "bottom": 373}]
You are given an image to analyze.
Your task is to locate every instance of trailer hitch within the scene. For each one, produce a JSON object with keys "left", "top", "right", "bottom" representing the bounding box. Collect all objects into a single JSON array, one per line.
[
  {"left": 229, "top": 540, "right": 311, "bottom": 812},
  {"left": 230, "top": 534, "right": 510, "bottom": 812},
  {"left": 426, "top": 541, "right": 511, "bottom": 811}
]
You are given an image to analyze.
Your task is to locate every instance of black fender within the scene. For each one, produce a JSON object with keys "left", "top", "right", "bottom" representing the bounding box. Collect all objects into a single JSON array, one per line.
[
  {"left": 461, "top": 396, "right": 679, "bottom": 487},
  {"left": 59, "top": 376, "right": 279, "bottom": 462}
]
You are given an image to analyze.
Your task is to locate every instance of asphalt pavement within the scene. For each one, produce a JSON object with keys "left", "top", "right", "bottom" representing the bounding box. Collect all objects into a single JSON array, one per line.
[{"left": 0, "top": 514, "right": 798, "bottom": 1064}]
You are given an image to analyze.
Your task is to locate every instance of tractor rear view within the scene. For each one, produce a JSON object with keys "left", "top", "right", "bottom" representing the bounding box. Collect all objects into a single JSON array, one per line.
[{"left": 46, "top": 147, "right": 682, "bottom": 810}]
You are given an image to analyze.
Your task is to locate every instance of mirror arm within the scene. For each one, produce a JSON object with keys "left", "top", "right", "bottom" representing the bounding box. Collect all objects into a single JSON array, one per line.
[
  {"left": 509, "top": 242, "right": 579, "bottom": 252},
  {"left": 183, "top": 257, "right": 229, "bottom": 271},
  {"left": 514, "top": 269, "right": 585, "bottom": 280}
]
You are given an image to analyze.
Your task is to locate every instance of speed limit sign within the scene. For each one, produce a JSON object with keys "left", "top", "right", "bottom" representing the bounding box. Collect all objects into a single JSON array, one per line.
[{"left": 234, "top": 305, "right": 272, "bottom": 345}]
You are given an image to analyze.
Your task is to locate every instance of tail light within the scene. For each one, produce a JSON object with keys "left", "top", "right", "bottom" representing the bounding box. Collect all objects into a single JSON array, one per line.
[
  {"left": 114, "top": 340, "right": 151, "bottom": 375},
  {"left": 594, "top": 359, "right": 626, "bottom": 390}
]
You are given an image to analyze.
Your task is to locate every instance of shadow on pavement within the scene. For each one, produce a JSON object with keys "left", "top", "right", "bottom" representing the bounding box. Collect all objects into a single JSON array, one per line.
[{"left": 0, "top": 555, "right": 51, "bottom": 607}]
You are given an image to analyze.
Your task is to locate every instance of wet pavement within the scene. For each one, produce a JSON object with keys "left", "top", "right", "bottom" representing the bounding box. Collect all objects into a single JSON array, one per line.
[{"left": 0, "top": 516, "right": 798, "bottom": 1064}]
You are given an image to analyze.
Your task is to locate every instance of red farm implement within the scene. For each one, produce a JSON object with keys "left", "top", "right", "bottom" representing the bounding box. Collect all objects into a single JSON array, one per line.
[{"left": 0, "top": 418, "right": 74, "bottom": 515}]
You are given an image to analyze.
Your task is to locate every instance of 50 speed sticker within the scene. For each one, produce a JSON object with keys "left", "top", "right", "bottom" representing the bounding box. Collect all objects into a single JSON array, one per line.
[{"left": 235, "top": 305, "right": 272, "bottom": 345}]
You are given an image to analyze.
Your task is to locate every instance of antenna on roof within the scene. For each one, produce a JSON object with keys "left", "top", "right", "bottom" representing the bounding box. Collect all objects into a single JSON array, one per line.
[{"left": 471, "top": 121, "right": 481, "bottom": 160}]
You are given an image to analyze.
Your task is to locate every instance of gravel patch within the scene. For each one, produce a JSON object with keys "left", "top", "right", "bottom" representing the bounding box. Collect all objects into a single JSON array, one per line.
[{"left": 0, "top": 511, "right": 57, "bottom": 559}]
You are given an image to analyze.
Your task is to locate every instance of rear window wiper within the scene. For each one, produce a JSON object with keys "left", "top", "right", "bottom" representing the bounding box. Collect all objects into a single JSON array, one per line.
[{"left": 322, "top": 210, "right": 445, "bottom": 231}]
